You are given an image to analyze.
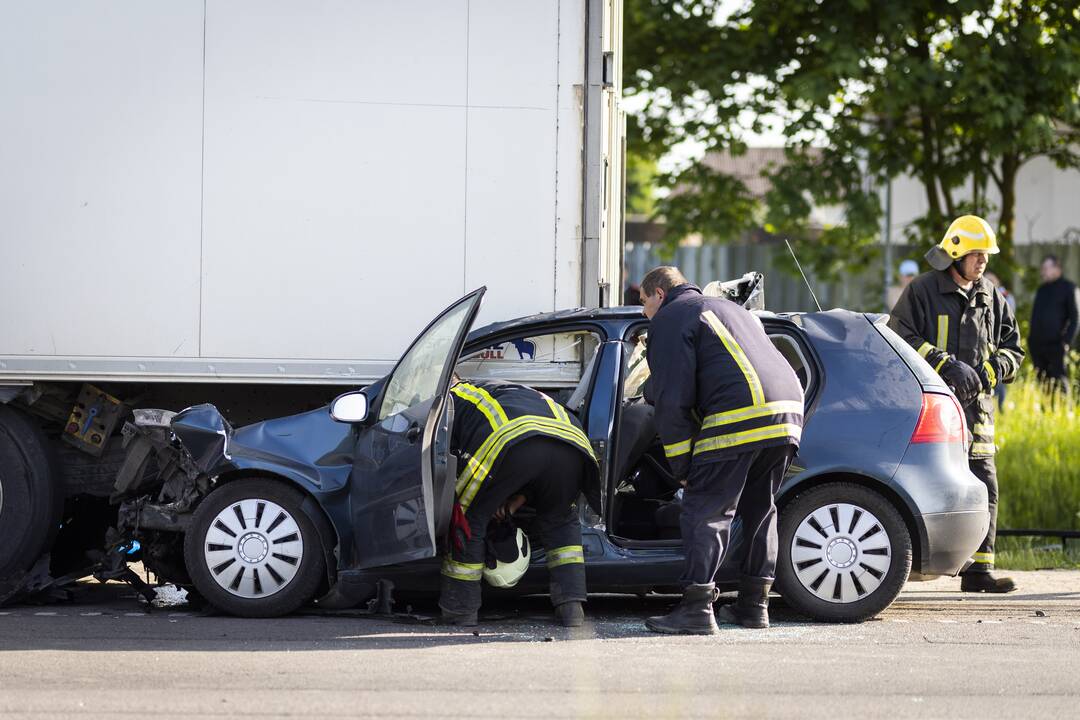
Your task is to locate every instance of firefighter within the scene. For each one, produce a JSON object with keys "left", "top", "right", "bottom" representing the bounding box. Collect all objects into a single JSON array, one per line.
[
  {"left": 888, "top": 215, "right": 1024, "bottom": 593},
  {"left": 640, "top": 267, "right": 804, "bottom": 634},
  {"left": 440, "top": 378, "right": 601, "bottom": 627}
]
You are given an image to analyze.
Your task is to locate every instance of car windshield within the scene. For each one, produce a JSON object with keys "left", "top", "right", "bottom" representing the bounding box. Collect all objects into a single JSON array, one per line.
[{"left": 378, "top": 300, "right": 474, "bottom": 421}]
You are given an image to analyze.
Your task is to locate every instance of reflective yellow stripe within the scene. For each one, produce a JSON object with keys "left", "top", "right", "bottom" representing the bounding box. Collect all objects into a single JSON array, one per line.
[
  {"left": 441, "top": 558, "right": 484, "bottom": 581},
  {"left": 458, "top": 414, "right": 591, "bottom": 491},
  {"left": 546, "top": 545, "right": 585, "bottom": 568},
  {"left": 937, "top": 315, "right": 949, "bottom": 351},
  {"left": 693, "top": 423, "right": 802, "bottom": 456},
  {"left": 982, "top": 361, "right": 997, "bottom": 388},
  {"left": 702, "top": 310, "right": 765, "bottom": 406},
  {"left": 917, "top": 342, "right": 935, "bottom": 358},
  {"left": 543, "top": 395, "right": 572, "bottom": 425},
  {"left": 701, "top": 400, "right": 804, "bottom": 430},
  {"left": 456, "top": 417, "right": 595, "bottom": 511},
  {"left": 971, "top": 552, "right": 995, "bottom": 564},
  {"left": 663, "top": 438, "right": 692, "bottom": 458},
  {"left": 457, "top": 418, "right": 593, "bottom": 506},
  {"left": 971, "top": 442, "right": 996, "bottom": 456},
  {"left": 934, "top": 357, "right": 948, "bottom": 373},
  {"left": 463, "top": 415, "right": 593, "bottom": 481},
  {"left": 972, "top": 423, "right": 994, "bottom": 437},
  {"left": 451, "top": 383, "right": 508, "bottom": 430}
]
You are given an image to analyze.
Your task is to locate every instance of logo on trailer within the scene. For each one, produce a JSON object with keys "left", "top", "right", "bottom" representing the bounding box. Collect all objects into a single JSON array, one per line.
[{"left": 477, "top": 339, "right": 537, "bottom": 361}]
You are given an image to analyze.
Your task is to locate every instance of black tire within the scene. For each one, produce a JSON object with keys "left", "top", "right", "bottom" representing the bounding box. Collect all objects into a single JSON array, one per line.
[
  {"left": 0, "top": 406, "right": 63, "bottom": 580},
  {"left": 183, "top": 479, "right": 324, "bottom": 618},
  {"left": 55, "top": 440, "right": 129, "bottom": 498},
  {"left": 775, "top": 482, "right": 912, "bottom": 623}
]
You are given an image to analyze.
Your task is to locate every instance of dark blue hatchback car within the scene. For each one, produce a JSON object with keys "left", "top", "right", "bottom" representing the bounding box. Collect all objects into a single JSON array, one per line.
[{"left": 120, "top": 280, "right": 989, "bottom": 622}]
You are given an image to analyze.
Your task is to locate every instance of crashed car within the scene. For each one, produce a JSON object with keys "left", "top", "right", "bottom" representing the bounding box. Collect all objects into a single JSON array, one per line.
[{"left": 115, "top": 277, "right": 989, "bottom": 621}]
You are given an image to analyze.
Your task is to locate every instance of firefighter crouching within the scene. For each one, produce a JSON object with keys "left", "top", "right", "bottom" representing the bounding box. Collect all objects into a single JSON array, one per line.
[
  {"left": 439, "top": 379, "right": 601, "bottom": 627},
  {"left": 888, "top": 215, "right": 1024, "bottom": 593},
  {"left": 639, "top": 266, "right": 804, "bottom": 634}
]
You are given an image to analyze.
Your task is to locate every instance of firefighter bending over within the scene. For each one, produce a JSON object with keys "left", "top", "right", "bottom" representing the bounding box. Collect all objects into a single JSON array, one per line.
[{"left": 439, "top": 378, "right": 601, "bottom": 627}]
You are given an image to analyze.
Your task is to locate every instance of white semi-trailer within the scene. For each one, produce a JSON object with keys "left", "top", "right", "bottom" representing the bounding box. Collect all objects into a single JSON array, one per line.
[{"left": 0, "top": 0, "right": 624, "bottom": 599}]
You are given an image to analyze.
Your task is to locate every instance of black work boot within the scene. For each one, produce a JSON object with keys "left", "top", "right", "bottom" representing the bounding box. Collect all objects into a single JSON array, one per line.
[
  {"left": 554, "top": 601, "right": 585, "bottom": 628},
  {"left": 716, "top": 577, "right": 772, "bottom": 629},
  {"left": 645, "top": 583, "right": 720, "bottom": 635},
  {"left": 961, "top": 572, "right": 1016, "bottom": 593}
]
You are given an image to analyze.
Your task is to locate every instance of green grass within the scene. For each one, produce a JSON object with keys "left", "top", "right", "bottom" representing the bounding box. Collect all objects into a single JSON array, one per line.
[
  {"left": 995, "top": 537, "right": 1080, "bottom": 571},
  {"left": 992, "top": 376, "right": 1080, "bottom": 569}
]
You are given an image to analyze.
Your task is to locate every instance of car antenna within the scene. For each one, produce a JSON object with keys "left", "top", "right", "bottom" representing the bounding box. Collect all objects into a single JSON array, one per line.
[{"left": 784, "top": 237, "right": 822, "bottom": 312}]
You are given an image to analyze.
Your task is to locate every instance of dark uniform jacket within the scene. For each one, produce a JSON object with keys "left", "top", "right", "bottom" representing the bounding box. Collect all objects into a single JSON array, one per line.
[
  {"left": 1029, "top": 277, "right": 1080, "bottom": 349},
  {"left": 449, "top": 380, "right": 600, "bottom": 514},
  {"left": 646, "top": 284, "right": 804, "bottom": 480},
  {"left": 888, "top": 270, "right": 1024, "bottom": 458}
]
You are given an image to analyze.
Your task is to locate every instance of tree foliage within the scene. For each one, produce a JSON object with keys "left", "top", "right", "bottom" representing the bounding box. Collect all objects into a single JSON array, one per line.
[{"left": 624, "top": 0, "right": 1080, "bottom": 283}]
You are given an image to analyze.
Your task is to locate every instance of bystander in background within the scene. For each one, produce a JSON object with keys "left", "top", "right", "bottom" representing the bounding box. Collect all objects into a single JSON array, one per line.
[
  {"left": 1028, "top": 255, "right": 1080, "bottom": 399},
  {"left": 887, "top": 259, "right": 920, "bottom": 310}
]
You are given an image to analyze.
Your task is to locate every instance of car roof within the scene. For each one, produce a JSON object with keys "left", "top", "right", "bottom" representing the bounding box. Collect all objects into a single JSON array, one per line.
[
  {"left": 467, "top": 304, "right": 806, "bottom": 344},
  {"left": 467, "top": 306, "right": 645, "bottom": 342}
]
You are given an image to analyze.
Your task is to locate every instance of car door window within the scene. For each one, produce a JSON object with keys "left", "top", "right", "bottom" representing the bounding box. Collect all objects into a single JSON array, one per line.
[
  {"left": 378, "top": 299, "right": 476, "bottom": 421},
  {"left": 456, "top": 331, "right": 601, "bottom": 403},
  {"left": 770, "top": 333, "right": 812, "bottom": 390}
]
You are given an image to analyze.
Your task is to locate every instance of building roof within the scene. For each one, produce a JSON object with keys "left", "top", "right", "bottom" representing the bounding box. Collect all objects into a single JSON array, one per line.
[{"left": 701, "top": 147, "right": 790, "bottom": 199}]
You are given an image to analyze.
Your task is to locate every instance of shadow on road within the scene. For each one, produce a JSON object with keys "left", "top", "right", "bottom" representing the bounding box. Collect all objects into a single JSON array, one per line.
[{"left": 0, "top": 582, "right": 827, "bottom": 652}]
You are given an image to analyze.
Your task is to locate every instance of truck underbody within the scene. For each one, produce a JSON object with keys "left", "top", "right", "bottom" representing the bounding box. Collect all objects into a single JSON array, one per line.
[{"left": 0, "top": 381, "right": 339, "bottom": 604}]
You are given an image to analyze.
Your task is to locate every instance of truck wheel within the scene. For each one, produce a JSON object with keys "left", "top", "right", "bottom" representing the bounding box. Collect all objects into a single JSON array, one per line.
[
  {"left": 775, "top": 482, "right": 911, "bottom": 623},
  {"left": 183, "top": 479, "right": 324, "bottom": 618},
  {"left": 0, "top": 406, "right": 63, "bottom": 582}
]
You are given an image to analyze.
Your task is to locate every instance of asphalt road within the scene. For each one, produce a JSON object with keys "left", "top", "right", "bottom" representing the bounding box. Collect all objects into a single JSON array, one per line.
[{"left": 0, "top": 571, "right": 1078, "bottom": 719}]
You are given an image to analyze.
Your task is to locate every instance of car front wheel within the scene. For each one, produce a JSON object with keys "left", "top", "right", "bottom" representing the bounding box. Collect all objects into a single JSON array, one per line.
[
  {"left": 183, "top": 479, "right": 324, "bottom": 618},
  {"left": 776, "top": 482, "right": 912, "bottom": 623}
]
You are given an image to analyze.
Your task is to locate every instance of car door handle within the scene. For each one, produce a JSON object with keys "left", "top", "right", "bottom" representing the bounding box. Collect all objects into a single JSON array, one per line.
[{"left": 405, "top": 426, "right": 421, "bottom": 443}]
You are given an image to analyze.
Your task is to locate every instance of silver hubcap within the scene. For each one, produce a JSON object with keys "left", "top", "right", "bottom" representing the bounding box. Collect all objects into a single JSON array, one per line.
[
  {"left": 790, "top": 502, "right": 892, "bottom": 604},
  {"left": 203, "top": 498, "right": 303, "bottom": 599}
]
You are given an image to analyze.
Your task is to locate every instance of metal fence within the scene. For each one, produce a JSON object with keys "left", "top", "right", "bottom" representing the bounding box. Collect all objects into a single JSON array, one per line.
[{"left": 625, "top": 240, "right": 1080, "bottom": 313}]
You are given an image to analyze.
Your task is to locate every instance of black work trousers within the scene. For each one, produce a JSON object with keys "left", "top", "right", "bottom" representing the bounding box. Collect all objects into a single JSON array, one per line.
[
  {"left": 679, "top": 443, "right": 796, "bottom": 586},
  {"left": 965, "top": 457, "right": 999, "bottom": 573},
  {"left": 440, "top": 437, "right": 587, "bottom": 615},
  {"left": 1030, "top": 343, "right": 1070, "bottom": 397}
]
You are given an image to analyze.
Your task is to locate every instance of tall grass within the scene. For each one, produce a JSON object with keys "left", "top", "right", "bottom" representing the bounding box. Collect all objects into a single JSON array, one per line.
[
  {"left": 995, "top": 376, "right": 1080, "bottom": 532},
  {"left": 994, "top": 377, "right": 1080, "bottom": 569}
]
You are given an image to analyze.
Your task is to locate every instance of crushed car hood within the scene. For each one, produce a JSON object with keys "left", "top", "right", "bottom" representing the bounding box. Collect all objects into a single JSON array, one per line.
[{"left": 172, "top": 404, "right": 355, "bottom": 493}]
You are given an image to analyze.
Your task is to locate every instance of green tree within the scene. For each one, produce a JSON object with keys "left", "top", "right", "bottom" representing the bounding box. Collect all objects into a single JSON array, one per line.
[
  {"left": 624, "top": 0, "right": 1080, "bottom": 284},
  {"left": 625, "top": 152, "right": 659, "bottom": 216}
]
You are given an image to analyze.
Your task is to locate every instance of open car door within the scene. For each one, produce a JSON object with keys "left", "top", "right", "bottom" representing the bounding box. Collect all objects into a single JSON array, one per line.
[{"left": 347, "top": 288, "right": 485, "bottom": 570}]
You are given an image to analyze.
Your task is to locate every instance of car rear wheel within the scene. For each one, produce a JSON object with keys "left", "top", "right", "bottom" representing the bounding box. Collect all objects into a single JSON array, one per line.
[
  {"left": 776, "top": 482, "right": 911, "bottom": 623},
  {"left": 183, "top": 479, "right": 324, "bottom": 617}
]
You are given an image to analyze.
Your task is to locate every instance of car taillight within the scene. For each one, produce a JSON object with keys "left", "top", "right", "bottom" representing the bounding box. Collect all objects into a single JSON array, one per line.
[{"left": 911, "top": 393, "right": 966, "bottom": 444}]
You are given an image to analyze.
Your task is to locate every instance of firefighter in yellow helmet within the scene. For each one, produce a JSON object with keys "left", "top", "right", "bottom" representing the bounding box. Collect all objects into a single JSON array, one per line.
[{"left": 888, "top": 215, "right": 1025, "bottom": 593}]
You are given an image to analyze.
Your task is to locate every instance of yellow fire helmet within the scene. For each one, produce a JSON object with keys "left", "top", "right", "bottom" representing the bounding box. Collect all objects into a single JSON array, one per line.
[{"left": 925, "top": 215, "right": 999, "bottom": 271}]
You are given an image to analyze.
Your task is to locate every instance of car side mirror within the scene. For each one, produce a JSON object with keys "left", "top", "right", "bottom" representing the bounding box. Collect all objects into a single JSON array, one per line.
[{"left": 330, "top": 390, "right": 369, "bottom": 423}]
